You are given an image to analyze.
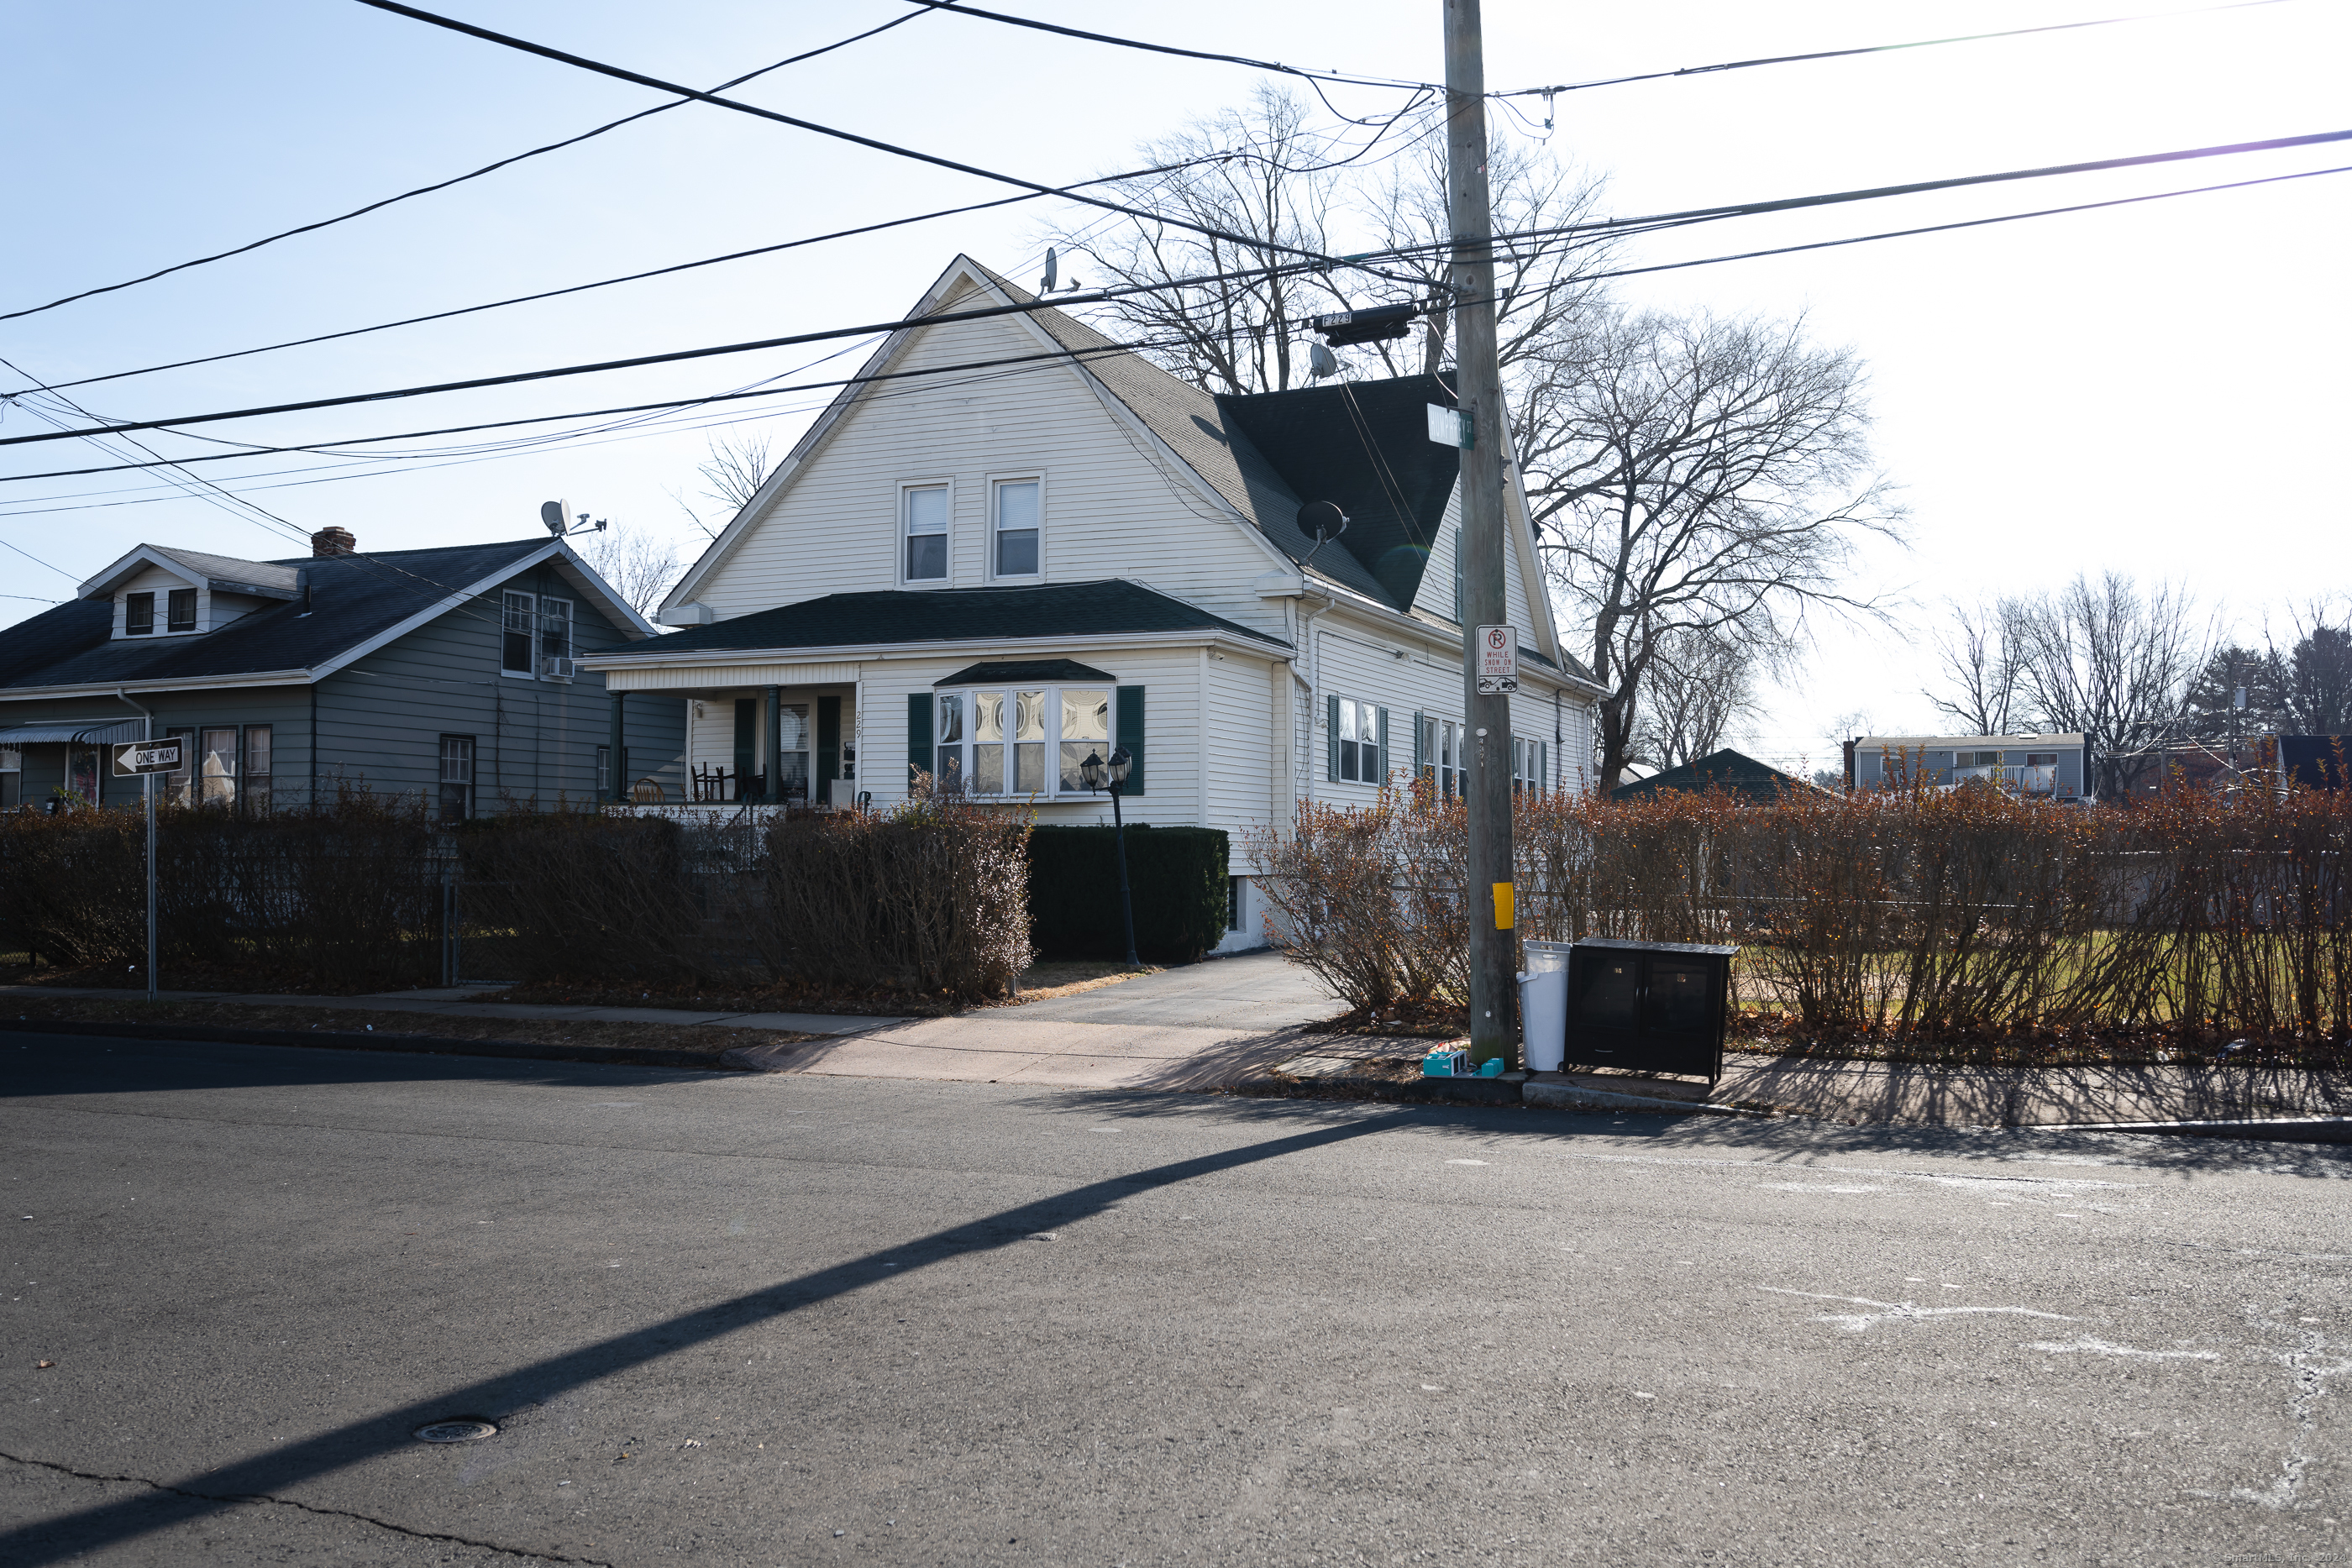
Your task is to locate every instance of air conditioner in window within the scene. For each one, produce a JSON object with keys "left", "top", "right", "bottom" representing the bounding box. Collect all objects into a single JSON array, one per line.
[{"left": 541, "top": 656, "right": 576, "bottom": 681}]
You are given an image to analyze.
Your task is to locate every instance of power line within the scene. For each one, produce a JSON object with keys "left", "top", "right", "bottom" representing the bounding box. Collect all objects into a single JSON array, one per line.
[
  {"left": 13, "top": 117, "right": 2346, "bottom": 454},
  {"left": 898, "top": 1, "right": 1440, "bottom": 92},
  {"left": 0, "top": 334, "right": 1197, "bottom": 485},
  {"left": 348, "top": 0, "right": 1403, "bottom": 281},
  {"left": 1499, "top": 0, "right": 2303, "bottom": 98},
  {"left": 0, "top": 9, "right": 937, "bottom": 327},
  {"left": 47, "top": 128, "right": 1427, "bottom": 396}
]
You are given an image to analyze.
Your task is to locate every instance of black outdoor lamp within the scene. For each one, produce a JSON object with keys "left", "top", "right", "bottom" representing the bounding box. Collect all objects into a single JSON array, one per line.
[{"left": 1079, "top": 746, "right": 1141, "bottom": 969}]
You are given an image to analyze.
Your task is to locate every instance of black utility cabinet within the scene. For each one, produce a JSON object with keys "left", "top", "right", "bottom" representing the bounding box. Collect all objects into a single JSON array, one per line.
[{"left": 1564, "top": 938, "right": 1737, "bottom": 1083}]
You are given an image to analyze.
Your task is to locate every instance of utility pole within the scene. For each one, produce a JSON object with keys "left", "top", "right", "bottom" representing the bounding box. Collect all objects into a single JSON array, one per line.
[{"left": 1444, "top": 0, "right": 1516, "bottom": 1067}]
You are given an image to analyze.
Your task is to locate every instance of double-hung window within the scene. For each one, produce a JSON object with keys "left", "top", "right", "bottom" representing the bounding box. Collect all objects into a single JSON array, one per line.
[
  {"left": 992, "top": 478, "right": 1040, "bottom": 578},
  {"left": 1330, "top": 697, "right": 1383, "bottom": 784},
  {"left": 1422, "top": 715, "right": 1463, "bottom": 800},
  {"left": 439, "top": 735, "right": 475, "bottom": 822},
  {"left": 538, "top": 596, "right": 572, "bottom": 666},
  {"left": 904, "top": 484, "right": 948, "bottom": 582},
  {"left": 1512, "top": 736, "right": 1548, "bottom": 796},
  {"left": 125, "top": 593, "right": 155, "bottom": 636},
  {"left": 501, "top": 591, "right": 536, "bottom": 674},
  {"left": 933, "top": 685, "right": 1111, "bottom": 798},
  {"left": 166, "top": 588, "right": 197, "bottom": 632},
  {"left": 0, "top": 747, "right": 18, "bottom": 809},
  {"left": 198, "top": 727, "right": 239, "bottom": 807}
]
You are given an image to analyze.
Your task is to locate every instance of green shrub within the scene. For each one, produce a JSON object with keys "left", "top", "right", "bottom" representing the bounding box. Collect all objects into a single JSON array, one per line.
[{"left": 1027, "top": 824, "right": 1229, "bottom": 962}]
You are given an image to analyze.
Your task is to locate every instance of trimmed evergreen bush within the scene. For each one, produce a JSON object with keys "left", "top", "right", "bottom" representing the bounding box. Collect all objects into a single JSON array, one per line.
[{"left": 1027, "top": 824, "right": 1230, "bottom": 962}]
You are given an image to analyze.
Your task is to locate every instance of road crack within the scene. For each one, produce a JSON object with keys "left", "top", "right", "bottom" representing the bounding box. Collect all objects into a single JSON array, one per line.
[{"left": 0, "top": 1448, "right": 612, "bottom": 1565}]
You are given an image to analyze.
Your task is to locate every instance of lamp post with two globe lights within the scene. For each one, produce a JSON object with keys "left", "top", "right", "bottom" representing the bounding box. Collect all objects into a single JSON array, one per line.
[{"left": 1078, "top": 745, "right": 1141, "bottom": 970}]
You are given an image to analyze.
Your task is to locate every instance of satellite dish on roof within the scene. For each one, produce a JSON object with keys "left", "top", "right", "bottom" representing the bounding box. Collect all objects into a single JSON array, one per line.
[
  {"left": 1297, "top": 501, "right": 1348, "bottom": 542},
  {"left": 1039, "top": 248, "right": 1058, "bottom": 295},
  {"left": 1308, "top": 342, "right": 1340, "bottom": 380},
  {"left": 540, "top": 500, "right": 570, "bottom": 538}
]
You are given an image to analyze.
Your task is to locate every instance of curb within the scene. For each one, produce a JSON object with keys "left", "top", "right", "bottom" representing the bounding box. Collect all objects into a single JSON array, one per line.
[
  {"left": 0, "top": 1017, "right": 745, "bottom": 1072},
  {"left": 1520, "top": 1081, "right": 1765, "bottom": 1118},
  {"left": 2038, "top": 1114, "right": 2352, "bottom": 1145}
]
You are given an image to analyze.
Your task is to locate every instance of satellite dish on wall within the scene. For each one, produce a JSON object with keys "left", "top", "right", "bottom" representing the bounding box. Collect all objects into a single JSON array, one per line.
[
  {"left": 1297, "top": 501, "right": 1349, "bottom": 542},
  {"left": 1308, "top": 342, "right": 1340, "bottom": 380},
  {"left": 540, "top": 500, "right": 570, "bottom": 538}
]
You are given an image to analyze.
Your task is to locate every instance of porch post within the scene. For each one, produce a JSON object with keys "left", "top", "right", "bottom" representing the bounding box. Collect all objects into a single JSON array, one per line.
[
  {"left": 764, "top": 685, "right": 782, "bottom": 804},
  {"left": 606, "top": 690, "right": 624, "bottom": 802}
]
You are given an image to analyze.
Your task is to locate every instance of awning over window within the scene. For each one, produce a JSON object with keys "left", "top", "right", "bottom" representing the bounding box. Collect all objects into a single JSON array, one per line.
[
  {"left": 934, "top": 659, "right": 1116, "bottom": 687},
  {"left": 0, "top": 720, "right": 144, "bottom": 746}
]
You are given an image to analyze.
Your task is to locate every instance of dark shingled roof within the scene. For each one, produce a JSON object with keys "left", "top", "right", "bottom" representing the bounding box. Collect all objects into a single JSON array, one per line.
[
  {"left": 1611, "top": 748, "right": 1823, "bottom": 804},
  {"left": 935, "top": 658, "right": 1116, "bottom": 687},
  {"left": 1215, "top": 371, "right": 1460, "bottom": 611},
  {"left": 0, "top": 540, "right": 549, "bottom": 693},
  {"left": 605, "top": 579, "right": 1289, "bottom": 658}
]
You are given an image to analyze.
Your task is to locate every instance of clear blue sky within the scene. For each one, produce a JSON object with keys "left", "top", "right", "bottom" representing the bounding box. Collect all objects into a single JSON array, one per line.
[{"left": 4, "top": 1, "right": 2347, "bottom": 771}]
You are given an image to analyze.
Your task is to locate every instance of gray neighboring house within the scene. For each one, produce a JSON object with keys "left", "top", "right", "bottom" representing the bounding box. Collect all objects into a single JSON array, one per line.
[
  {"left": 0, "top": 527, "right": 684, "bottom": 816},
  {"left": 1845, "top": 732, "right": 2091, "bottom": 800}
]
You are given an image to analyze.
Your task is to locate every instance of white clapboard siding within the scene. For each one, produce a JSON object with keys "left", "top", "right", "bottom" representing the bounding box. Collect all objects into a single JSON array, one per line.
[{"left": 694, "top": 300, "right": 1290, "bottom": 642}]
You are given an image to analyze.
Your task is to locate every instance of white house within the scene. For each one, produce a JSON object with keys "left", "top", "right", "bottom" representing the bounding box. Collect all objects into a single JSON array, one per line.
[{"left": 579, "top": 256, "right": 1602, "bottom": 950}]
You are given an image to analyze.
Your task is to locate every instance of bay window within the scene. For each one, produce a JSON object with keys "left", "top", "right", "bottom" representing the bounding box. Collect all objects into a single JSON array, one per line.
[{"left": 933, "top": 685, "right": 1111, "bottom": 799}]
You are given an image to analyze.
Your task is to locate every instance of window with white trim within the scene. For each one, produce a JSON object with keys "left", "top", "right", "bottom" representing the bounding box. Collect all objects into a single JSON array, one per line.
[
  {"left": 1331, "top": 697, "right": 1383, "bottom": 784},
  {"left": 501, "top": 591, "right": 535, "bottom": 674},
  {"left": 933, "top": 685, "right": 1110, "bottom": 798},
  {"left": 0, "top": 747, "right": 18, "bottom": 810},
  {"left": 1422, "top": 715, "right": 1462, "bottom": 800},
  {"left": 904, "top": 483, "right": 948, "bottom": 581},
  {"left": 538, "top": 596, "right": 572, "bottom": 665},
  {"left": 992, "top": 478, "right": 1041, "bottom": 578},
  {"left": 439, "top": 735, "right": 475, "bottom": 822},
  {"left": 1512, "top": 735, "right": 1548, "bottom": 796}
]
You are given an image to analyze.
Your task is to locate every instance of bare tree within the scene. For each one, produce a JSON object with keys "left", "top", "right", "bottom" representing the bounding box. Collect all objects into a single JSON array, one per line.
[
  {"left": 576, "top": 527, "right": 684, "bottom": 621},
  {"left": 1053, "top": 87, "right": 1351, "bottom": 396},
  {"left": 698, "top": 431, "right": 774, "bottom": 518},
  {"left": 1633, "top": 627, "right": 1757, "bottom": 770},
  {"left": 1530, "top": 306, "right": 1904, "bottom": 792},
  {"left": 1054, "top": 88, "right": 1613, "bottom": 396},
  {"left": 1924, "top": 599, "right": 2019, "bottom": 736},
  {"left": 2003, "top": 573, "right": 2208, "bottom": 798}
]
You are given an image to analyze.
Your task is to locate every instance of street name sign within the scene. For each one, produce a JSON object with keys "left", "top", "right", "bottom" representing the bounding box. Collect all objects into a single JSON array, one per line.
[
  {"left": 1474, "top": 624, "right": 1518, "bottom": 695},
  {"left": 112, "top": 738, "right": 183, "bottom": 777}
]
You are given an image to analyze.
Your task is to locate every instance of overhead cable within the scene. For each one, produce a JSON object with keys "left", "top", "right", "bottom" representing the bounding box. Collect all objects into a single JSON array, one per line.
[
  {"left": 13, "top": 116, "right": 2348, "bottom": 454},
  {"left": 1499, "top": 0, "right": 2302, "bottom": 98},
  {"left": 0, "top": 8, "right": 935, "bottom": 326},
  {"left": 347, "top": 0, "right": 1404, "bottom": 281},
  {"left": 899, "top": 1, "right": 1440, "bottom": 91}
]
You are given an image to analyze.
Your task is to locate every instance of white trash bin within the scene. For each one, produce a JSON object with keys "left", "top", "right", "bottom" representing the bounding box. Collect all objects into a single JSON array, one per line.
[{"left": 1518, "top": 941, "right": 1572, "bottom": 1072}]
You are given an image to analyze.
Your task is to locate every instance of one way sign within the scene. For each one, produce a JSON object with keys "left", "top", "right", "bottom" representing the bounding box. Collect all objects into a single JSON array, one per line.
[{"left": 112, "top": 738, "right": 184, "bottom": 777}]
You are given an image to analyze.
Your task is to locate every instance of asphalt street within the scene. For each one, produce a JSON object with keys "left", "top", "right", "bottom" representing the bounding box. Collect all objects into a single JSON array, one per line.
[{"left": 2, "top": 1032, "right": 2348, "bottom": 1566}]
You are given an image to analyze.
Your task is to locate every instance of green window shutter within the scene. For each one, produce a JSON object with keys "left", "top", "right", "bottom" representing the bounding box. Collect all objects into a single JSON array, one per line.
[
  {"left": 1326, "top": 695, "right": 1340, "bottom": 782},
  {"left": 1116, "top": 684, "right": 1146, "bottom": 794},
  {"left": 1376, "top": 706, "right": 1391, "bottom": 786},
  {"left": 907, "top": 692, "right": 933, "bottom": 789}
]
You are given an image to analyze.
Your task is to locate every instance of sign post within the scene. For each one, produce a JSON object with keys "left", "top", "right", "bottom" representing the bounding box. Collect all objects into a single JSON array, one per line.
[{"left": 112, "top": 737, "right": 180, "bottom": 1003}]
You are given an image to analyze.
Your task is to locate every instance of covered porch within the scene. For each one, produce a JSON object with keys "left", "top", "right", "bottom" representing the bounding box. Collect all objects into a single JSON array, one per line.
[{"left": 602, "top": 658, "right": 864, "bottom": 810}]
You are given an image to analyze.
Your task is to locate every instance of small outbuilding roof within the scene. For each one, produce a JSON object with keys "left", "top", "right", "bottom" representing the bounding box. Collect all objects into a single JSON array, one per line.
[{"left": 1611, "top": 747, "right": 1822, "bottom": 804}]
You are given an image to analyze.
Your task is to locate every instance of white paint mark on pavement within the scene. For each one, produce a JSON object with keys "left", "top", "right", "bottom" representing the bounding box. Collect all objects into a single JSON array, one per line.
[
  {"left": 2030, "top": 1337, "right": 2219, "bottom": 1361},
  {"left": 1446, "top": 1159, "right": 1489, "bottom": 1167},
  {"left": 1761, "top": 1287, "right": 2074, "bottom": 1333}
]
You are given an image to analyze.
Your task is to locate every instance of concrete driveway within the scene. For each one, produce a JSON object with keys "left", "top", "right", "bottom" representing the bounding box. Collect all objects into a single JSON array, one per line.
[{"left": 735, "top": 950, "right": 1341, "bottom": 1089}]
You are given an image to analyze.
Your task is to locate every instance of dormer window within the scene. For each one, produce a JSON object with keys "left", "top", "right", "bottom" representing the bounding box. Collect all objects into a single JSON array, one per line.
[
  {"left": 167, "top": 588, "right": 197, "bottom": 632},
  {"left": 125, "top": 593, "right": 155, "bottom": 636}
]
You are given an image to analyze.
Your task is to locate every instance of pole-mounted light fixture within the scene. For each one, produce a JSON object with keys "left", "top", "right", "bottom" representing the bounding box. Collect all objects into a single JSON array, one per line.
[{"left": 1081, "top": 747, "right": 1140, "bottom": 968}]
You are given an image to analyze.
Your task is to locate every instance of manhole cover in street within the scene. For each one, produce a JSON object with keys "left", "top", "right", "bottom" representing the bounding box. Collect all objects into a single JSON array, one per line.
[{"left": 414, "top": 1419, "right": 499, "bottom": 1444}]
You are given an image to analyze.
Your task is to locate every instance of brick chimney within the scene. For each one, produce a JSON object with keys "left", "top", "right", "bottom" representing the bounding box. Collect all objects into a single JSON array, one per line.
[{"left": 311, "top": 526, "right": 356, "bottom": 557}]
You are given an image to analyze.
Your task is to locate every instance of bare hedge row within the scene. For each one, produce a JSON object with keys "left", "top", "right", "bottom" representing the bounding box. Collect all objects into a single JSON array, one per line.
[
  {"left": 1248, "top": 784, "right": 2352, "bottom": 1041},
  {"left": 2, "top": 794, "right": 1032, "bottom": 999}
]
